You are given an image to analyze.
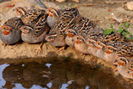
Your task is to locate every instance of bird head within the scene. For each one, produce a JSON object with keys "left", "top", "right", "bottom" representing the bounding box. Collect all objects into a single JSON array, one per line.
[
  {"left": 75, "top": 36, "right": 85, "bottom": 44},
  {"left": 45, "top": 34, "right": 57, "bottom": 42},
  {"left": 114, "top": 57, "right": 129, "bottom": 67},
  {"left": 64, "top": 29, "right": 76, "bottom": 37},
  {"left": 46, "top": 8, "right": 59, "bottom": 17},
  {"left": 20, "top": 26, "right": 32, "bottom": 34},
  {"left": 0, "top": 25, "right": 13, "bottom": 35},
  {"left": 15, "top": 7, "right": 27, "bottom": 17}
]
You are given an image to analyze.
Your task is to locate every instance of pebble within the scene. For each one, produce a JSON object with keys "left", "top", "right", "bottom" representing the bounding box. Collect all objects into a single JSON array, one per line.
[
  {"left": 126, "top": 1, "right": 133, "bottom": 10},
  {"left": 56, "top": 0, "right": 65, "bottom": 3}
]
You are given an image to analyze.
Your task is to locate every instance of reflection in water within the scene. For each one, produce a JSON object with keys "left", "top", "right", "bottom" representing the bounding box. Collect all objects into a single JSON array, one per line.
[
  {"left": 0, "top": 64, "right": 9, "bottom": 88},
  {"left": 85, "top": 86, "right": 89, "bottom": 89},
  {"left": 46, "top": 82, "right": 52, "bottom": 89},
  {"left": 45, "top": 63, "right": 52, "bottom": 68},
  {"left": 0, "top": 58, "right": 130, "bottom": 89},
  {"left": 13, "top": 83, "right": 25, "bottom": 89},
  {"left": 60, "top": 80, "right": 74, "bottom": 89}
]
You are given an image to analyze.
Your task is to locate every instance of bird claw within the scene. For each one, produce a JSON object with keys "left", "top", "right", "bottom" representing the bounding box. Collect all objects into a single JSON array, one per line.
[
  {"left": 2, "top": 43, "right": 7, "bottom": 48},
  {"left": 57, "top": 46, "right": 65, "bottom": 52},
  {"left": 36, "top": 40, "right": 46, "bottom": 53},
  {"left": 35, "top": 43, "right": 49, "bottom": 54},
  {"left": 35, "top": 46, "right": 42, "bottom": 54}
]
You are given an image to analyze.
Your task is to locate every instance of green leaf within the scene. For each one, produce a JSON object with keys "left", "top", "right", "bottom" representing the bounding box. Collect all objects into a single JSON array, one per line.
[
  {"left": 125, "top": 22, "right": 130, "bottom": 28},
  {"left": 104, "top": 28, "right": 115, "bottom": 35},
  {"left": 117, "top": 28, "right": 124, "bottom": 34},
  {"left": 118, "top": 27, "right": 131, "bottom": 35},
  {"left": 122, "top": 31, "right": 130, "bottom": 38},
  {"left": 124, "top": 29, "right": 131, "bottom": 35},
  {"left": 120, "top": 22, "right": 130, "bottom": 28}
]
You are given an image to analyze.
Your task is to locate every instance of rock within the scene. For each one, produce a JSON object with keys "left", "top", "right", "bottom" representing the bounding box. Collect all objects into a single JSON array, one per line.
[
  {"left": 56, "top": 0, "right": 66, "bottom": 3},
  {"left": 126, "top": 1, "right": 133, "bottom": 10}
]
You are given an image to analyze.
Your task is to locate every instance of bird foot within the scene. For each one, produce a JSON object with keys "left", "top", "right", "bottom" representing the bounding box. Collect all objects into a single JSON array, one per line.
[
  {"left": 2, "top": 43, "right": 7, "bottom": 48},
  {"left": 35, "top": 46, "right": 42, "bottom": 54},
  {"left": 57, "top": 46, "right": 65, "bottom": 53},
  {"left": 36, "top": 40, "right": 46, "bottom": 53}
]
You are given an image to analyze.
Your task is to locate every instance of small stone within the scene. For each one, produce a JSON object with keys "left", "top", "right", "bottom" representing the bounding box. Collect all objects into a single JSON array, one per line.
[
  {"left": 56, "top": 0, "right": 66, "bottom": 3},
  {"left": 126, "top": 1, "right": 133, "bottom": 10},
  {"left": 130, "top": 19, "right": 133, "bottom": 24}
]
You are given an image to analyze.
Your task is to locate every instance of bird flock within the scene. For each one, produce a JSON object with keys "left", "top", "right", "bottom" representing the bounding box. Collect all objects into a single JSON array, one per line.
[{"left": 0, "top": 7, "right": 133, "bottom": 79}]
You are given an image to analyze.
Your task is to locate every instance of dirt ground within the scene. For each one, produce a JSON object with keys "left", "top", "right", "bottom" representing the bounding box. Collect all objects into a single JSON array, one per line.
[
  {"left": 0, "top": 0, "right": 133, "bottom": 87},
  {"left": 0, "top": 0, "right": 133, "bottom": 58},
  {"left": 58, "top": 0, "right": 133, "bottom": 33}
]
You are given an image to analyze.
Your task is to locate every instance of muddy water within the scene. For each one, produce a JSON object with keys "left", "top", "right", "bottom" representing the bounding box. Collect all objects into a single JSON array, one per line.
[{"left": 0, "top": 57, "right": 130, "bottom": 89}]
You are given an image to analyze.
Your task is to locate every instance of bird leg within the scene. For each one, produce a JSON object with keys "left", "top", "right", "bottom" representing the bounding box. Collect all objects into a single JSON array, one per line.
[
  {"left": 57, "top": 45, "right": 66, "bottom": 52},
  {"left": 36, "top": 40, "right": 46, "bottom": 53},
  {"left": 2, "top": 43, "right": 7, "bottom": 48}
]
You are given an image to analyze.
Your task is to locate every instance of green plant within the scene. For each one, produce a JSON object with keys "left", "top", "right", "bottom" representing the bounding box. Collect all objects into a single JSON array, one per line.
[
  {"left": 120, "top": 22, "right": 130, "bottom": 29},
  {"left": 117, "top": 22, "right": 133, "bottom": 40},
  {"left": 104, "top": 24, "right": 115, "bottom": 35},
  {"left": 127, "top": 35, "right": 133, "bottom": 40},
  {"left": 103, "top": 22, "right": 133, "bottom": 40}
]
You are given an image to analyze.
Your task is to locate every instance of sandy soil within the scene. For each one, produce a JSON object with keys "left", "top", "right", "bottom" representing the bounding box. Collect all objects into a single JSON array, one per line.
[
  {"left": 0, "top": 0, "right": 133, "bottom": 86},
  {"left": 0, "top": 0, "right": 133, "bottom": 58}
]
